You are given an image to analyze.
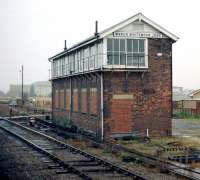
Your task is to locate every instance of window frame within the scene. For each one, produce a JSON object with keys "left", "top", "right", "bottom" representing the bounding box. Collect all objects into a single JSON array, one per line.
[{"left": 106, "top": 37, "right": 148, "bottom": 68}]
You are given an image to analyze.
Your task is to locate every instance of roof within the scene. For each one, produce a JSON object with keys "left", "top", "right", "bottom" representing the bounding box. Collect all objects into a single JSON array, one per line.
[
  {"left": 189, "top": 89, "right": 200, "bottom": 97},
  {"left": 49, "top": 13, "right": 179, "bottom": 61}
]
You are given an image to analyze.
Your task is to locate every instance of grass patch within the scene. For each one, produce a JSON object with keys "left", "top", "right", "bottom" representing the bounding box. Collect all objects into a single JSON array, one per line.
[{"left": 173, "top": 110, "right": 200, "bottom": 120}]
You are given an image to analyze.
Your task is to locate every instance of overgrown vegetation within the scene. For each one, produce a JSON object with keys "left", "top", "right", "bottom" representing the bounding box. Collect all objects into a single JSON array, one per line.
[
  {"left": 54, "top": 117, "right": 72, "bottom": 128},
  {"left": 173, "top": 110, "right": 200, "bottom": 120}
]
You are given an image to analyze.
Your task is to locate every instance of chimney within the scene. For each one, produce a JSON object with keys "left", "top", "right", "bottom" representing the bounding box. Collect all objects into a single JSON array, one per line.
[
  {"left": 94, "top": 21, "right": 99, "bottom": 37},
  {"left": 64, "top": 40, "right": 67, "bottom": 51}
]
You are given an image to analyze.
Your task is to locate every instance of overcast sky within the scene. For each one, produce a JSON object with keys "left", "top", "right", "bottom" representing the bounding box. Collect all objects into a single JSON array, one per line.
[{"left": 0, "top": 0, "right": 199, "bottom": 92}]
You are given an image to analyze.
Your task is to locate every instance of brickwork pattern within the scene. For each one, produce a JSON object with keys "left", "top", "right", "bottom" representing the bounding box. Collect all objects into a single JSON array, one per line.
[
  {"left": 66, "top": 89, "right": 70, "bottom": 111},
  {"left": 52, "top": 75, "right": 101, "bottom": 137},
  {"left": 103, "top": 38, "right": 172, "bottom": 138},
  {"left": 73, "top": 89, "right": 78, "bottom": 112},
  {"left": 60, "top": 89, "right": 64, "bottom": 109},
  {"left": 81, "top": 88, "right": 87, "bottom": 113},
  {"left": 90, "top": 88, "right": 97, "bottom": 115},
  {"left": 52, "top": 38, "right": 173, "bottom": 140}
]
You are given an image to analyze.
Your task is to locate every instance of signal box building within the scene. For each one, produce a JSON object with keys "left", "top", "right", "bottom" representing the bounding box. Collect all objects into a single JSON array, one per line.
[{"left": 49, "top": 13, "right": 178, "bottom": 141}]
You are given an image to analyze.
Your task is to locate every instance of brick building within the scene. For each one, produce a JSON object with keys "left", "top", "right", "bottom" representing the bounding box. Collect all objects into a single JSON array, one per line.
[{"left": 49, "top": 13, "right": 178, "bottom": 141}]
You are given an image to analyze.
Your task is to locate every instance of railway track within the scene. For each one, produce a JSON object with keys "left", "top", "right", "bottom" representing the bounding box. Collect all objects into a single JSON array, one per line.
[
  {"left": 2, "top": 116, "right": 200, "bottom": 180},
  {"left": 13, "top": 116, "right": 200, "bottom": 180},
  {"left": 32, "top": 117, "right": 200, "bottom": 180},
  {"left": 0, "top": 117, "right": 145, "bottom": 180}
]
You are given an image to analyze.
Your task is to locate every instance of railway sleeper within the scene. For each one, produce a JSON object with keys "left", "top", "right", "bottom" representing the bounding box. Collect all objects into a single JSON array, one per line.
[
  {"left": 82, "top": 168, "right": 113, "bottom": 173},
  {"left": 55, "top": 170, "right": 70, "bottom": 174},
  {"left": 47, "top": 164, "right": 62, "bottom": 169},
  {"left": 44, "top": 146, "right": 66, "bottom": 150},
  {"left": 66, "top": 159, "right": 95, "bottom": 163},
  {"left": 71, "top": 162, "right": 100, "bottom": 167}
]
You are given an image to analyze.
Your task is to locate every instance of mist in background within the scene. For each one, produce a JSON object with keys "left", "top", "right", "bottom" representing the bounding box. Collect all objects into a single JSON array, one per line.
[{"left": 0, "top": 0, "right": 200, "bottom": 93}]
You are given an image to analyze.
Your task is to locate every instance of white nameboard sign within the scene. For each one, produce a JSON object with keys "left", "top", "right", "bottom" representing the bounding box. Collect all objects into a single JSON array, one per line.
[{"left": 113, "top": 32, "right": 167, "bottom": 38}]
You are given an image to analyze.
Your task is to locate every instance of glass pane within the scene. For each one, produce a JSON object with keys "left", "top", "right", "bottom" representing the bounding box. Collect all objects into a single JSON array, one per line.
[
  {"left": 127, "top": 39, "right": 132, "bottom": 52},
  {"left": 107, "top": 52, "right": 113, "bottom": 65},
  {"left": 113, "top": 52, "right": 119, "bottom": 65},
  {"left": 120, "top": 39, "right": 125, "bottom": 52},
  {"left": 127, "top": 54, "right": 133, "bottom": 66},
  {"left": 113, "top": 39, "right": 119, "bottom": 51},
  {"left": 133, "top": 56, "right": 139, "bottom": 66},
  {"left": 107, "top": 39, "right": 113, "bottom": 51},
  {"left": 139, "top": 39, "right": 144, "bottom": 52},
  {"left": 120, "top": 53, "right": 126, "bottom": 65},
  {"left": 139, "top": 56, "right": 145, "bottom": 66},
  {"left": 133, "top": 39, "right": 138, "bottom": 52}
]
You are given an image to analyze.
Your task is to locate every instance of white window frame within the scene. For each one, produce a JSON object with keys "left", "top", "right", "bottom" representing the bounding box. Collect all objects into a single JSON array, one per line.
[{"left": 105, "top": 37, "right": 148, "bottom": 69}]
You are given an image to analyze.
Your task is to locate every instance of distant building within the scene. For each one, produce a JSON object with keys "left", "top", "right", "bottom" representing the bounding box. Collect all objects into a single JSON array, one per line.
[
  {"left": 7, "top": 81, "right": 51, "bottom": 98},
  {"left": 173, "top": 86, "right": 183, "bottom": 94},
  {"left": 189, "top": 89, "right": 200, "bottom": 99},
  {"left": 173, "top": 86, "right": 192, "bottom": 101},
  {"left": 0, "top": 90, "right": 5, "bottom": 97},
  {"left": 7, "top": 84, "right": 30, "bottom": 97},
  {"left": 33, "top": 81, "right": 51, "bottom": 97}
]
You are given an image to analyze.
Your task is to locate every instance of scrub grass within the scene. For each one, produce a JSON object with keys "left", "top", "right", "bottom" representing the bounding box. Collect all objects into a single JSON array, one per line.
[{"left": 173, "top": 110, "right": 200, "bottom": 120}]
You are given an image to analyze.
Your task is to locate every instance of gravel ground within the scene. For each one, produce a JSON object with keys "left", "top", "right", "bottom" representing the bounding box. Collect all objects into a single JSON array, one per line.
[
  {"left": 0, "top": 129, "right": 81, "bottom": 180},
  {"left": 0, "top": 122, "right": 186, "bottom": 180},
  {"left": 172, "top": 118, "right": 200, "bottom": 148},
  {"left": 172, "top": 118, "right": 200, "bottom": 137}
]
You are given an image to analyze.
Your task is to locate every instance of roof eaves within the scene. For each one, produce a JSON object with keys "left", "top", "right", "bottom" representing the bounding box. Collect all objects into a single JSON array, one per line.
[
  {"left": 99, "top": 13, "right": 179, "bottom": 42},
  {"left": 49, "top": 13, "right": 179, "bottom": 61},
  {"left": 99, "top": 13, "right": 140, "bottom": 38},
  {"left": 140, "top": 14, "right": 179, "bottom": 42},
  {"left": 49, "top": 35, "right": 98, "bottom": 61},
  {"left": 190, "top": 89, "right": 200, "bottom": 96}
]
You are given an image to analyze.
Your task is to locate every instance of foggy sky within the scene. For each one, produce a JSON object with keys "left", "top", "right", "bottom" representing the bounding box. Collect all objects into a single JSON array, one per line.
[{"left": 0, "top": 0, "right": 200, "bottom": 92}]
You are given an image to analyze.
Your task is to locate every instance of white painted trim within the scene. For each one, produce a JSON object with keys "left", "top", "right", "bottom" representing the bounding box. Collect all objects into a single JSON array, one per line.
[
  {"left": 100, "top": 13, "right": 179, "bottom": 42},
  {"left": 102, "top": 38, "right": 107, "bottom": 67},
  {"left": 145, "top": 38, "right": 148, "bottom": 67},
  {"left": 50, "top": 13, "right": 178, "bottom": 62}
]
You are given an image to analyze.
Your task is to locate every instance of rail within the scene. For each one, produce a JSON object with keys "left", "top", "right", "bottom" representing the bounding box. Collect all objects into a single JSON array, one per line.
[{"left": 0, "top": 117, "right": 146, "bottom": 180}]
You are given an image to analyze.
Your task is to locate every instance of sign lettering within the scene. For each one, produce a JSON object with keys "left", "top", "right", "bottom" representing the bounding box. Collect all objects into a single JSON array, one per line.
[{"left": 113, "top": 32, "right": 166, "bottom": 38}]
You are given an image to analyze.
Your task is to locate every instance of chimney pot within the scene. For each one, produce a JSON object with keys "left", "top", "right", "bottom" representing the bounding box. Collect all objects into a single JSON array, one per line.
[
  {"left": 94, "top": 21, "right": 99, "bottom": 37},
  {"left": 64, "top": 40, "right": 67, "bottom": 51}
]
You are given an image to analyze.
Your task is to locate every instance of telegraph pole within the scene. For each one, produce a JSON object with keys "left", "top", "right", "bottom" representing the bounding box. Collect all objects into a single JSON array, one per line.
[{"left": 21, "top": 65, "right": 24, "bottom": 106}]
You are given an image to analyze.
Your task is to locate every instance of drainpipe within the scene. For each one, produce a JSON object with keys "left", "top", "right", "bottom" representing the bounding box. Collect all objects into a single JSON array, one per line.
[
  {"left": 69, "top": 76, "right": 72, "bottom": 121},
  {"left": 100, "top": 72, "right": 104, "bottom": 141}
]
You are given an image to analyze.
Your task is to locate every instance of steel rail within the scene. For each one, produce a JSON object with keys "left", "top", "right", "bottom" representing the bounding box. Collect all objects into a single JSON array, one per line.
[
  {"left": 0, "top": 121, "right": 92, "bottom": 180},
  {"left": 32, "top": 117, "right": 200, "bottom": 180},
  {"left": 0, "top": 118, "right": 146, "bottom": 180}
]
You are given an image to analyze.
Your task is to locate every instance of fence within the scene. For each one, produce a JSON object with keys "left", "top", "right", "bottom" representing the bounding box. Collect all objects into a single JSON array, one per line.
[{"left": 173, "top": 100, "right": 200, "bottom": 116}]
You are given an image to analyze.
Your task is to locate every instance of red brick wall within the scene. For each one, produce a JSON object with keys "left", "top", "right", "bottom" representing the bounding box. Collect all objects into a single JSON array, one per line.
[
  {"left": 73, "top": 89, "right": 78, "bottom": 112},
  {"left": 81, "top": 88, "right": 87, "bottom": 113},
  {"left": 55, "top": 90, "right": 59, "bottom": 108},
  {"left": 103, "top": 38, "right": 172, "bottom": 138},
  {"left": 66, "top": 89, "right": 70, "bottom": 111},
  {"left": 60, "top": 89, "right": 64, "bottom": 109},
  {"left": 90, "top": 88, "right": 97, "bottom": 115},
  {"left": 52, "top": 38, "right": 172, "bottom": 140},
  {"left": 196, "top": 102, "right": 200, "bottom": 115},
  {"left": 52, "top": 75, "right": 101, "bottom": 138},
  {"left": 108, "top": 98, "right": 133, "bottom": 133}
]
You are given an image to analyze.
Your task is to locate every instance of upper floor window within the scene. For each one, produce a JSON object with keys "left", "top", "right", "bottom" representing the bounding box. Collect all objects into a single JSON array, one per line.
[{"left": 107, "top": 38, "right": 146, "bottom": 67}]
